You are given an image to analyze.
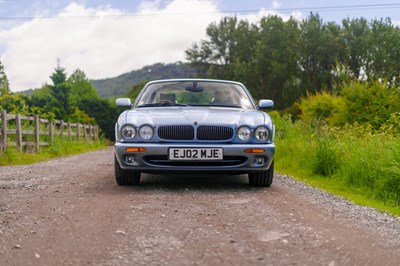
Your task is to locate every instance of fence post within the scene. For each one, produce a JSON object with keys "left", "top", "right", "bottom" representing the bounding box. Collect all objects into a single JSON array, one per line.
[
  {"left": 60, "top": 120, "right": 64, "bottom": 137},
  {"left": 89, "top": 125, "right": 93, "bottom": 141},
  {"left": 34, "top": 115, "right": 40, "bottom": 153},
  {"left": 15, "top": 114, "right": 22, "bottom": 152},
  {"left": 83, "top": 124, "right": 87, "bottom": 142},
  {"left": 49, "top": 121, "right": 53, "bottom": 144},
  {"left": 94, "top": 126, "right": 98, "bottom": 141},
  {"left": 68, "top": 122, "right": 71, "bottom": 141},
  {"left": 88, "top": 125, "right": 91, "bottom": 141},
  {"left": 77, "top": 123, "right": 80, "bottom": 141},
  {"left": 1, "top": 110, "right": 7, "bottom": 151}
]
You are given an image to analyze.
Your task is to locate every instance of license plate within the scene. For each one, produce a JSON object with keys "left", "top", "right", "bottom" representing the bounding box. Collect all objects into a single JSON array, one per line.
[{"left": 169, "top": 148, "right": 223, "bottom": 161}]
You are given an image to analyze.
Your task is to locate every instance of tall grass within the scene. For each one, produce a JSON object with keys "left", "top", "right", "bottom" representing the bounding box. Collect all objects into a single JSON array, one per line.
[{"left": 272, "top": 112, "right": 400, "bottom": 215}]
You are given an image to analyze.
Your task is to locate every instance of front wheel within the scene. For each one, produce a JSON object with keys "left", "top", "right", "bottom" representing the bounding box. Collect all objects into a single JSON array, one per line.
[
  {"left": 248, "top": 161, "right": 274, "bottom": 187},
  {"left": 114, "top": 156, "right": 141, "bottom": 185}
]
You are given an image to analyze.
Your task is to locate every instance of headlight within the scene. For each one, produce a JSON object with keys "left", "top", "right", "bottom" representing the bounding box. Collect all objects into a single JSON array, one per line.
[
  {"left": 121, "top": 124, "right": 136, "bottom": 139},
  {"left": 138, "top": 125, "right": 154, "bottom": 140},
  {"left": 255, "top": 126, "right": 269, "bottom": 141},
  {"left": 237, "top": 126, "right": 251, "bottom": 141}
]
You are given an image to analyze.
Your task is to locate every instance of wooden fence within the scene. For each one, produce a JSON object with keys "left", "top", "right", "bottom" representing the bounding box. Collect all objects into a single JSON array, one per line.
[{"left": 0, "top": 110, "right": 98, "bottom": 153}]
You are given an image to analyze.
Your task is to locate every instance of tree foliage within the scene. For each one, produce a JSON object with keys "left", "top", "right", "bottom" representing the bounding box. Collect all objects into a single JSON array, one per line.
[
  {"left": 186, "top": 14, "right": 400, "bottom": 109},
  {"left": 1, "top": 65, "right": 118, "bottom": 139},
  {"left": 297, "top": 80, "right": 400, "bottom": 129}
]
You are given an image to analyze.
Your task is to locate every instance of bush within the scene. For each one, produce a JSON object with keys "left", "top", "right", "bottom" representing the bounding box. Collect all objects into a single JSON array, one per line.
[
  {"left": 340, "top": 80, "right": 400, "bottom": 129},
  {"left": 298, "top": 91, "right": 345, "bottom": 125},
  {"left": 295, "top": 80, "right": 400, "bottom": 130}
]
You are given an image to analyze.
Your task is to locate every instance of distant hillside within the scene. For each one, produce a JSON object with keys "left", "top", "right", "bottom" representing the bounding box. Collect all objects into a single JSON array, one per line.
[{"left": 90, "top": 62, "right": 205, "bottom": 98}]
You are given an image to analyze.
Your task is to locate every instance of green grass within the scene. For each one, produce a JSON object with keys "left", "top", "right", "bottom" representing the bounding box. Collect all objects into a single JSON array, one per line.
[
  {"left": 0, "top": 137, "right": 108, "bottom": 166},
  {"left": 272, "top": 113, "right": 400, "bottom": 216}
]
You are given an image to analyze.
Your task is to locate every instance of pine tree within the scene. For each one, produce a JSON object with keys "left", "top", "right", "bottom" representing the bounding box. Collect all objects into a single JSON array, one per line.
[{"left": 49, "top": 62, "right": 71, "bottom": 118}]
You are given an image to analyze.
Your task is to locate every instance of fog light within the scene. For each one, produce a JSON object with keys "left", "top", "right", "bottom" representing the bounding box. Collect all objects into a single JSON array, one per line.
[
  {"left": 255, "top": 157, "right": 265, "bottom": 164},
  {"left": 125, "top": 155, "right": 136, "bottom": 164}
]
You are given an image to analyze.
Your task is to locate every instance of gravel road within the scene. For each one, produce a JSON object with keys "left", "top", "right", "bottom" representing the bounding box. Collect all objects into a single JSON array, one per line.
[{"left": 1, "top": 147, "right": 400, "bottom": 266}]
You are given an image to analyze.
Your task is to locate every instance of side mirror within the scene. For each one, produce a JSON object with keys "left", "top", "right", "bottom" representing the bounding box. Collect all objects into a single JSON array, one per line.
[
  {"left": 258, "top": 99, "right": 274, "bottom": 109},
  {"left": 116, "top": 98, "right": 132, "bottom": 108}
]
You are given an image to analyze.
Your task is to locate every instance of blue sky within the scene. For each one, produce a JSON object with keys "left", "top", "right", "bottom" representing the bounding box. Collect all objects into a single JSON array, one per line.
[{"left": 1, "top": 0, "right": 400, "bottom": 91}]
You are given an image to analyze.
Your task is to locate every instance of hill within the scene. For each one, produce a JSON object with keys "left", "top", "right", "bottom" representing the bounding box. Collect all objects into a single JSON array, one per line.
[{"left": 90, "top": 62, "right": 204, "bottom": 98}]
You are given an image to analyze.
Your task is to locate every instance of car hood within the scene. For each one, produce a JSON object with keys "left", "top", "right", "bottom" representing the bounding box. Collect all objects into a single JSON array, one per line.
[{"left": 119, "top": 107, "right": 272, "bottom": 128}]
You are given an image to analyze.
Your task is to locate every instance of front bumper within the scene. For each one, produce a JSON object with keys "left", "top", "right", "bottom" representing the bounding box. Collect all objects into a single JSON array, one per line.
[{"left": 115, "top": 142, "right": 275, "bottom": 174}]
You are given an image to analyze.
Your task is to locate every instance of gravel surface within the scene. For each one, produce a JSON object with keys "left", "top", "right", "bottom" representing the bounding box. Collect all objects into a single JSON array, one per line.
[
  {"left": 0, "top": 147, "right": 399, "bottom": 265},
  {"left": 279, "top": 174, "right": 400, "bottom": 245}
]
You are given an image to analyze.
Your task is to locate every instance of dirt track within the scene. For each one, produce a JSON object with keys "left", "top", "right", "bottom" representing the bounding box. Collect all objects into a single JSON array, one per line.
[{"left": 1, "top": 147, "right": 400, "bottom": 265}]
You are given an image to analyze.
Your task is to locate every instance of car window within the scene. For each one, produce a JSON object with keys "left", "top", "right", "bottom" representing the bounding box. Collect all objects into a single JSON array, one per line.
[{"left": 136, "top": 81, "right": 254, "bottom": 109}]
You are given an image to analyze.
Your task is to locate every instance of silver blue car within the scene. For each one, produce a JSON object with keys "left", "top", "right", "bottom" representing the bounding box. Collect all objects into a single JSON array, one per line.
[{"left": 114, "top": 79, "right": 275, "bottom": 186}]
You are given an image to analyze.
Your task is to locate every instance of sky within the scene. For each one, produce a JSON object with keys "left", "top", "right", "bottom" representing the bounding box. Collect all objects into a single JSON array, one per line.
[{"left": 1, "top": 0, "right": 400, "bottom": 92}]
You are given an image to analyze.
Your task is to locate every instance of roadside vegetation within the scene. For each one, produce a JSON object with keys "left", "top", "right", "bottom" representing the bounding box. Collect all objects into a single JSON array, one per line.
[
  {"left": 1, "top": 61, "right": 112, "bottom": 165},
  {"left": 273, "top": 112, "right": 400, "bottom": 216},
  {"left": 0, "top": 137, "right": 107, "bottom": 166},
  {"left": 273, "top": 80, "right": 400, "bottom": 215},
  {"left": 184, "top": 15, "right": 400, "bottom": 215}
]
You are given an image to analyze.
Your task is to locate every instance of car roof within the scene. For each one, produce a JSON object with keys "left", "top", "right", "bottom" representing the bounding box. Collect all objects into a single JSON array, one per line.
[{"left": 145, "top": 78, "right": 245, "bottom": 87}]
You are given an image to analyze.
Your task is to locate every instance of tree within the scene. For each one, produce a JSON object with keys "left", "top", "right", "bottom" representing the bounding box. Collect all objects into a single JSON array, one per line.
[
  {"left": 186, "top": 17, "right": 254, "bottom": 80},
  {"left": 78, "top": 98, "right": 119, "bottom": 140},
  {"left": 68, "top": 69, "right": 99, "bottom": 106},
  {"left": 0, "top": 60, "right": 10, "bottom": 96},
  {"left": 49, "top": 64, "right": 72, "bottom": 119},
  {"left": 298, "top": 14, "right": 343, "bottom": 93},
  {"left": 253, "top": 15, "right": 301, "bottom": 108},
  {"left": 367, "top": 18, "right": 400, "bottom": 87},
  {"left": 340, "top": 18, "right": 370, "bottom": 80}
]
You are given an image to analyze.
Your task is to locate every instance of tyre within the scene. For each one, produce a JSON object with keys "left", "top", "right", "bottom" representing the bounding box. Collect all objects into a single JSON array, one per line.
[
  {"left": 114, "top": 156, "right": 141, "bottom": 185},
  {"left": 248, "top": 161, "right": 274, "bottom": 187}
]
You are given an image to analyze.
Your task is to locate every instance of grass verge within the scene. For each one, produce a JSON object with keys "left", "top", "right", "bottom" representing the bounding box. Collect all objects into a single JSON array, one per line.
[
  {"left": 0, "top": 137, "right": 108, "bottom": 166},
  {"left": 272, "top": 112, "right": 400, "bottom": 216}
]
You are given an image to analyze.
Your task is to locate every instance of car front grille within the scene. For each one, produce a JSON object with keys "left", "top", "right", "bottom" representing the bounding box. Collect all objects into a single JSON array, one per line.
[
  {"left": 197, "top": 125, "right": 233, "bottom": 141},
  {"left": 157, "top": 125, "right": 234, "bottom": 141},
  {"left": 158, "top": 125, "right": 194, "bottom": 140}
]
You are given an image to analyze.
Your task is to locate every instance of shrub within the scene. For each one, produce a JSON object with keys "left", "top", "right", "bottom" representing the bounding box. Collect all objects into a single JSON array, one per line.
[
  {"left": 340, "top": 80, "right": 400, "bottom": 129},
  {"left": 298, "top": 91, "right": 346, "bottom": 126}
]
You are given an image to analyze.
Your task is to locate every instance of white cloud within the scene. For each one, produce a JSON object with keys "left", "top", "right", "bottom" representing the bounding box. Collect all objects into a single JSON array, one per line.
[
  {"left": 226, "top": 0, "right": 302, "bottom": 25},
  {"left": 271, "top": 0, "right": 281, "bottom": 10},
  {"left": 0, "top": 0, "right": 303, "bottom": 92},
  {"left": 0, "top": 0, "right": 222, "bottom": 91}
]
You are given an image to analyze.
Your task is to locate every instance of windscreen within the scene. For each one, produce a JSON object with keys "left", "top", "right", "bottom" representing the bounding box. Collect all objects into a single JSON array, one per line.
[{"left": 135, "top": 81, "right": 255, "bottom": 109}]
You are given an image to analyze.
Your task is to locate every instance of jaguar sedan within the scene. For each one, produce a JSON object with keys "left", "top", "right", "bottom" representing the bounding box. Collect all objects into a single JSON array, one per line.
[{"left": 114, "top": 79, "right": 275, "bottom": 186}]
